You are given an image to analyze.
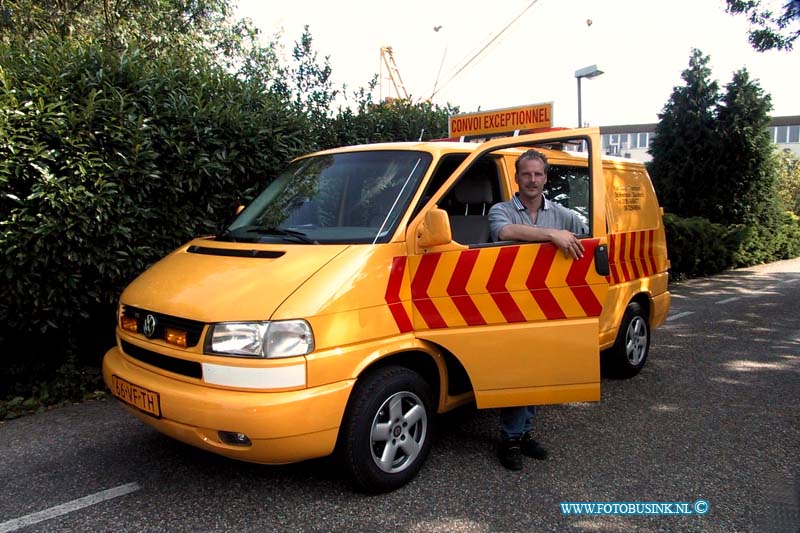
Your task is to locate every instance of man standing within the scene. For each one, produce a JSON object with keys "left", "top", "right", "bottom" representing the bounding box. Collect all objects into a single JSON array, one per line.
[{"left": 487, "top": 148, "right": 588, "bottom": 471}]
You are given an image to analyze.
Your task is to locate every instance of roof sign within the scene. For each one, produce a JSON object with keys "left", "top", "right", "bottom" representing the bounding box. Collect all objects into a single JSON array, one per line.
[{"left": 448, "top": 102, "right": 553, "bottom": 138}]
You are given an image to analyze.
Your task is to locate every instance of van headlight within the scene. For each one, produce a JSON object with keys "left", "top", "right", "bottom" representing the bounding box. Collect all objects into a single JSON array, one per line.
[{"left": 205, "top": 320, "right": 314, "bottom": 358}]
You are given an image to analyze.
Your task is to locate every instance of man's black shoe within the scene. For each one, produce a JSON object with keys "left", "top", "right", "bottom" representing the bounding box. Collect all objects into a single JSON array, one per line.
[
  {"left": 498, "top": 437, "right": 523, "bottom": 471},
  {"left": 521, "top": 432, "right": 548, "bottom": 460}
]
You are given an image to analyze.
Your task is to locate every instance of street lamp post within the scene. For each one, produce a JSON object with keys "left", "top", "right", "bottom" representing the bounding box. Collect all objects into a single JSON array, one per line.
[{"left": 575, "top": 64, "right": 604, "bottom": 127}]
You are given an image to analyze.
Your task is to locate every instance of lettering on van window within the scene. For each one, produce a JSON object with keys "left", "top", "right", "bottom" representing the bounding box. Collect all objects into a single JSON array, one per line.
[{"left": 614, "top": 185, "right": 643, "bottom": 211}]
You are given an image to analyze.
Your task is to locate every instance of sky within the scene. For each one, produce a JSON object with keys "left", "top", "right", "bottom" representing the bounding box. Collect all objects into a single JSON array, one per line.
[{"left": 235, "top": 0, "right": 799, "bottom": 128}]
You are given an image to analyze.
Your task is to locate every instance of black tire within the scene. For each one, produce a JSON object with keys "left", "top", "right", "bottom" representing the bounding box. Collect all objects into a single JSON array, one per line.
[
  {"left": 605, "top": 301, "right": 650, "bottom": 379},
  {"left": 338, "top": 365, "right": 434, "bottom": 493}
]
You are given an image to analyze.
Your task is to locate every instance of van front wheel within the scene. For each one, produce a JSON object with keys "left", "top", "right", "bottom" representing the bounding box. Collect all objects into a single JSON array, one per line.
[
  {"left": 338, "top": 366, "right": 434, "bottom": 493},
  {"left": 607, "top": 301, "right": 650, "bottom": 378}
]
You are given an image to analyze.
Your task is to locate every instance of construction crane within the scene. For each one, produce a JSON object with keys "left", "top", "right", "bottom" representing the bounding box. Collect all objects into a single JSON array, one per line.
[
  {"left": 430, "top": 0, "right": 541, "bottom": 100},
  {"left": 379, "top": 46, "right": 410, "bottom": 102}
]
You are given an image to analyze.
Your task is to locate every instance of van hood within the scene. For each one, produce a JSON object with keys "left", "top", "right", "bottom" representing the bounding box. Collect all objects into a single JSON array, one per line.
[{"left": 121, "top": 238, "right": 349, "bottom": 323}]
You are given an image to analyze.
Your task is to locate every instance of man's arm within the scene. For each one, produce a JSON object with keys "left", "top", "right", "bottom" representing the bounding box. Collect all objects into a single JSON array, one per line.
[{"left": 497, "top": 224, "right": 584, "bottom": 260}]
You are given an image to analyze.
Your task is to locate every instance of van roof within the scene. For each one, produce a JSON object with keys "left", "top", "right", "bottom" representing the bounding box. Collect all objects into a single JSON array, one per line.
[{"left": 302, "top": 140, "right": 646, "bottom": 169}]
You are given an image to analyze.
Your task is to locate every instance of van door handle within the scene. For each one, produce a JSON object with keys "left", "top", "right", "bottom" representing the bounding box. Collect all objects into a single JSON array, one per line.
[{"left": 594, "top": 244, "right": 610, "bottom": 276}]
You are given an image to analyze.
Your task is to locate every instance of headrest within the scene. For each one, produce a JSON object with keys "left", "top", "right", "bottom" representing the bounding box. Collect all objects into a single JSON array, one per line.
[{"left": 453, "top": 172, "right": 492, "bottom": 204}]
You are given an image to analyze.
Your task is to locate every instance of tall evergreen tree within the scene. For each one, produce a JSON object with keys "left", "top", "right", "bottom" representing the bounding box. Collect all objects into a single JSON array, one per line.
[
  {"left": 647, "top": 49, "right": 720, "bottom": 218},
  {"left": 714, "top": 68, "right": 775, "bottom": 225}
]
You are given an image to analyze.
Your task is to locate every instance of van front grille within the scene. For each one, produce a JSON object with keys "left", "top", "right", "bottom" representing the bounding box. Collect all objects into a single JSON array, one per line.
[
  {"left": 120, "top": 340, "right": 203, "bottom": 379},
  {"left": 121, "top": 305, "right": 205, "bottom": 347}
]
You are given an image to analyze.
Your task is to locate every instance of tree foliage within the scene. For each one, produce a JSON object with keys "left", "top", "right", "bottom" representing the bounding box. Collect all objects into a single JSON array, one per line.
[
  {"left": 714, "top": 68, "right": 775, "bottom": 225},
  {"left": 267, "top": 29, "right": 456, "bottom": 150},
  {"left": 648, "top": 50, "right": 775, "bottom": 227},
  {"left": 648, "top": 49, "right": 720, "bottom": 220},
  {"left": 330, "top": 85, "right": 456, "bottom": 147},
  {"left": 726, "top": 0, "right": 800, "bottom": 51},
  {"left": 271, "top": 27, "right": 337, "bottom": 119},
  {"left": 775, "top": 149, "right": 800, "bottom": 214},
  {"left": 662, "top": 214, "right": 744, "bottom": 279},
  {"left": 0, "top": 0, "right": 279, "bottom": 80},
  {"left": 0, "top": 39, "right": 309, "bottom": 397},
  {"left": 649, "top": 48, "right": 799, "bottom": 276}
]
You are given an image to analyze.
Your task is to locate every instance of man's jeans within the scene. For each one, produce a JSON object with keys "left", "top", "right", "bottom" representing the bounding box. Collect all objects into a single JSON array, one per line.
[{"left": 500, "top": 405, "right": 537, "bottom": 439}]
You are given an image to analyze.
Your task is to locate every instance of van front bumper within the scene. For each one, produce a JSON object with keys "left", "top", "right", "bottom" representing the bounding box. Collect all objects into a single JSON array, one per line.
[{"left": 103, "top": 346, "right": 354, "bottom": 464}]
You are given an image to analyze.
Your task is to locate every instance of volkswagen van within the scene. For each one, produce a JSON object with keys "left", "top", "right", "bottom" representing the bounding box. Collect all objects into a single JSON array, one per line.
[{"left": 103, "top": 123, "right": 670, "bottom": 493}]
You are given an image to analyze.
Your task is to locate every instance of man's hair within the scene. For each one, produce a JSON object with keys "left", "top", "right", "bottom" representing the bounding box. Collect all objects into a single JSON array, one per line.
[{"left": 515, "top": 149, "right": 549, "bottom": 175}]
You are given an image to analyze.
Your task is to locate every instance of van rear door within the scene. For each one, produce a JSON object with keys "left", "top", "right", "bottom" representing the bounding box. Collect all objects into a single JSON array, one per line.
[{"left": 407, "top": 128, "right": 609, "bottom": 408}]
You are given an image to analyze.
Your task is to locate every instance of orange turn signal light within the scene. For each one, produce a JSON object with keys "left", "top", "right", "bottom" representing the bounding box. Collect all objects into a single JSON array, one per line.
[
  {"left": 121, "top": 317, "right": 138, "bottom": 333},
  {"left": 165, "top": 327, "right": 187, "bottom": 348}
]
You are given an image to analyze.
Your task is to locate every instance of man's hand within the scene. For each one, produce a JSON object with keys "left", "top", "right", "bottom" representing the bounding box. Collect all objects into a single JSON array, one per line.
[{"left": 548, "top": 229, "right": 584, "bottom": 260}]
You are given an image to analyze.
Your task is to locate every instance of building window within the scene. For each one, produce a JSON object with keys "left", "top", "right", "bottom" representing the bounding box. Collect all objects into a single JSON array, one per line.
[
  {"left": 776, "top": 126, "right": 789, "bottom": 143},
  {"left": 789, "top": 125, "right": 800, "bottom": 143},
  {"left": 639, "top": 133, "right": 648, "bottom": 148}
]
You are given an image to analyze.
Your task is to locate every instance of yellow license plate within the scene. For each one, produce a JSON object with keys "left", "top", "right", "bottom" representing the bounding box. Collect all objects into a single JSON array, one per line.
[{"left": 111, "top": 375, "right": 161, "bottom": 417}]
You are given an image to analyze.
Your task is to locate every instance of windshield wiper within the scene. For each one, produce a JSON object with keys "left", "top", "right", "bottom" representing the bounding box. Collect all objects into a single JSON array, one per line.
[
  {"left": 243, "top": 226, "right": 316, "bottom": 244},
  {"left": 216, "top": 228, "right": 239, "bottom": 242}
]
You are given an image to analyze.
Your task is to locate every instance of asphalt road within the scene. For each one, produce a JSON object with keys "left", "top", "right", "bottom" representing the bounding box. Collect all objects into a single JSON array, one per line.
[{"left": 1, "top": 258, "right": 799, "bottom": 532}]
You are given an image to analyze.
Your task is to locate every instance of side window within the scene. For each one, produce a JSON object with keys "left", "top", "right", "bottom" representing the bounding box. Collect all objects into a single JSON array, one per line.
[
  {"left": 544, "top": 164, "right": 590, "bottom": 230},
  {"left": 413, "top": 154, "right": 502, "bottom": 245},
  {"left": 413, "top": 154, "right": 468, "bottom": 219},
  {"left": 442, "top": 157, "right": 501, "bottom": 215},
  {"left": 443, "top": 157, "right": 502, "bottom": 245}
]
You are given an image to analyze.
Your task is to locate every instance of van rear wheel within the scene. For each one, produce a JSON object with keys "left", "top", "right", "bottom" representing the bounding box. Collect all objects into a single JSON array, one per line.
[
  {"left": 606, "top": 301, "right": 650, "bottom": 378},
  {"left": 338, "top": 366, "right": 434, "bottom": 493}
]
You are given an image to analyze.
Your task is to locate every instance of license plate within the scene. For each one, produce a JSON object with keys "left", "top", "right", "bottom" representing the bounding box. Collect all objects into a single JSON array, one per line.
[{"left": 111, "top": 375, "right": 161, "bottom": 417}]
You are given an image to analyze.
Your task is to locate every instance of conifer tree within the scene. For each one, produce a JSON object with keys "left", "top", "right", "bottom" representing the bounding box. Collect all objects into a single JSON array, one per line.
[
  {"left": 647, "top": 49, "right": 720, "bottom": 218},
  {"left": 714, "top": 68, "right": 775, "bottom": 225}
]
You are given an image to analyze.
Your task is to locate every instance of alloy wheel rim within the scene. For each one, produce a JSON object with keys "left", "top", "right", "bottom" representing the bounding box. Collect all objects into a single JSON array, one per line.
[
  {"left": 625, "top": 316, "right": 648, "bottom": 366},
  {"left": 369, "top": 391, "right": 427, "bottom": 473}
]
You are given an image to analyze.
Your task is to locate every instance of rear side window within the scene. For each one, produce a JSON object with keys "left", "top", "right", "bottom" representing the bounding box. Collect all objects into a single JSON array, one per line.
[{"left": 606, "top": 168, "right": 661, "bottom": 232}]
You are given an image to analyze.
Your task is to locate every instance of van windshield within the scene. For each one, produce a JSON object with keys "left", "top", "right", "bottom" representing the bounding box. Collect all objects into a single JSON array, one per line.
[{"left": 218, "top": 150, "right": 432, "bottom": 244}]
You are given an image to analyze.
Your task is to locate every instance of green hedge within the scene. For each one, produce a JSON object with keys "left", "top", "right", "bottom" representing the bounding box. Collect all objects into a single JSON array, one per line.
[
  {"left": 734, "top": 210, "right": 800, "bottom": 266},
  {"left": 0, "top": 40, "right": 308, "bottom": 398},
  {"left": 663, "top": 211, "right": 800, "bottom": 280},
  {"left": 662, "top": 213, "right": 744, "bottom": 280}
]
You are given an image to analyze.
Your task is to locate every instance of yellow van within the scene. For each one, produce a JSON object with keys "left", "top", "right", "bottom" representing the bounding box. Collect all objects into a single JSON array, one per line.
[{"left": 103, "top": 126, "right": 670, "bottom": 493}]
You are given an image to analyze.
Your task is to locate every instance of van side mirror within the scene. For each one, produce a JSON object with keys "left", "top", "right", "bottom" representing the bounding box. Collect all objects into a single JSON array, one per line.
[{"left": 417, "top": 208, "right": 452, "bottom": 249}]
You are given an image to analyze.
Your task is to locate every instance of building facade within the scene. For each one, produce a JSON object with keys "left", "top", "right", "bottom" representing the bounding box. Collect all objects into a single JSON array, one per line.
[{"left": 599, "top": 115, "right": 800, "bottom": 163}]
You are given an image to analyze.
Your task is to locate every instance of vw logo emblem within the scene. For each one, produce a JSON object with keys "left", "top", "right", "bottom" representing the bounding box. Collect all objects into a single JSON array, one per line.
[{"left": 143, "top": 314, "right": 157, "bottom": 338}]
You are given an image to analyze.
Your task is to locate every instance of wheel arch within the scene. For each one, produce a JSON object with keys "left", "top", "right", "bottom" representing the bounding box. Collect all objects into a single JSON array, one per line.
[
  {"left": 601, "top": 289, "right": 653, "bottom": 351},
  {"left": 358, "top": 350, "right": 443, "bottom": 408},
  {"left": 349, "top": 341, "right": 474, "bottom": 415},
  {"left": 601, "top": 291, "right": 652, "bottom": 379},
  {"left": 630, "top": 292, "right": 651, "bottom": 322}
]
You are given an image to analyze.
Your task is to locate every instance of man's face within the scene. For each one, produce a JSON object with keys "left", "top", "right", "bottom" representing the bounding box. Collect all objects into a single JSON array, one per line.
[{"left": 515, "top": 157, "right": 547, "bottom": 204}]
